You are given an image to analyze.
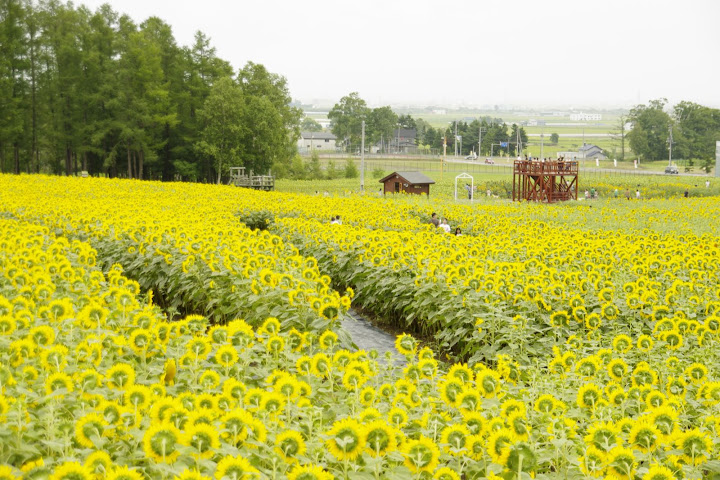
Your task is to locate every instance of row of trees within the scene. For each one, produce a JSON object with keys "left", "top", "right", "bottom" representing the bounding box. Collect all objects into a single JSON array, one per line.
[
  {"left": 626, "top": 99, "right": 720, "bottom": 169},
  {"left": 327, "top": 92, "right": 528, "bottom": 156},
  {"left": 0, "top": 0, "right": 299, "bottom": 181}
]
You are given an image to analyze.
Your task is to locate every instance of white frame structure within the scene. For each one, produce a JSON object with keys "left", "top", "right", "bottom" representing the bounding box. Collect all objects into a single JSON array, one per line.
[{"left": 455, "top": 173, "right": 474, "bottom": 202}]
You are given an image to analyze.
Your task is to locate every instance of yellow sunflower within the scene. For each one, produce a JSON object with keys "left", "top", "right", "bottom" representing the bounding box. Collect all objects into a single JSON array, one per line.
[{"left": 326, "top": 418, "right": 365, "bottom": 461}]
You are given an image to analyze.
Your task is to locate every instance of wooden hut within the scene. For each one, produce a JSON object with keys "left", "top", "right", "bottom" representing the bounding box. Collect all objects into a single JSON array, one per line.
[{"left": 379, "top": 171, "right": 435, "bottom": 196}]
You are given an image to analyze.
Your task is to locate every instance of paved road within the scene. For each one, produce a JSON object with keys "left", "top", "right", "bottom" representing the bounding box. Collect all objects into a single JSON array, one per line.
[
  {"left": 526, "top": 133, "right": 614, "bottom": 137},
  {"left": 443, "top": 158, "right": 710, "bottom": 177},
  {"left": 342, "top": 309, "right": 406, "bottom": 366}
]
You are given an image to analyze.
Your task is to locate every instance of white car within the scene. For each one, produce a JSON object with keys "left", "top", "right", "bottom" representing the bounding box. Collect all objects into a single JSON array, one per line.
[{"left": 464, "top": 153, "right": 478, "bottom": 160}]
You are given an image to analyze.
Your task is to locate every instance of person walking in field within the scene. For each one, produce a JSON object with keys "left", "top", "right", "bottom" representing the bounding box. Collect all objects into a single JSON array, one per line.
[
  {"left": 430, "top": 212, "right": 439, "bottom": 228},
  {"left": 635, "top": 189, "right": 641, "bottom": 200},
  {"left": 440, "top": 218, "right": 451, "bottom": 233},
  {"left": 465, "top": 183, "right": 472, "bottom": 199},
  {"left": 625, "top": 188, "right": 630, "bottom": 200}
]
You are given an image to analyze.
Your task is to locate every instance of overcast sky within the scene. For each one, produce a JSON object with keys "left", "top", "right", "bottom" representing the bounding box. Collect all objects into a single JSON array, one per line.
[{"left": 77, "top": 0, "right": 720, "bottom": 109}]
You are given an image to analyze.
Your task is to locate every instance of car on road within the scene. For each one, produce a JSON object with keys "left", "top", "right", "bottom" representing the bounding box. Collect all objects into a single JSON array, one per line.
[
  {"left": 664, "top": 166, "right": 679, "bottom": 174},
  {"left": 464, "top": 153, "right": 478, "bottom": 160}
]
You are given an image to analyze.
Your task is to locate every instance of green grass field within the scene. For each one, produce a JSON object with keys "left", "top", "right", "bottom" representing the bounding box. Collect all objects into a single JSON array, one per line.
[{"left": 277, "top": 158, "right": 716, "bottom": 201}]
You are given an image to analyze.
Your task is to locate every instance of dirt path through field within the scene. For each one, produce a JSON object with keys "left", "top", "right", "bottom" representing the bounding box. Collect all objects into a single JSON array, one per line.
[{"left": 342, "top": 309, "right": 406, "bottom": 366}]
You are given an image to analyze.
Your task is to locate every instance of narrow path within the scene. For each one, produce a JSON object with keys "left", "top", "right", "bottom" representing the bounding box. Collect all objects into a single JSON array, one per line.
[{"left": 342, "top": 309, "right": 406, "bottom": 367}]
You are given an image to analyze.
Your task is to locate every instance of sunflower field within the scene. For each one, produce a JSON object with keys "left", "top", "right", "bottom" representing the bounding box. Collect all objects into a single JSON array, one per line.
[{"left": 1, "top": 174, "right": 720, "bottom": 480}]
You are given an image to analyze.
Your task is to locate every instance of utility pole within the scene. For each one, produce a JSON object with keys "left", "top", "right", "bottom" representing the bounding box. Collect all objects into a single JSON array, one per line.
[
  {"left": 478, "top": 125, "right": 486, "bottom": 157},
  {"left": 540, "top": 125, "right": 544, "bottom": 160},
  {"left": 668, "top": 124, "right": 673, "bottom": 167},
  {"left": 442, "top": 135, "right": 447, "bottom": 181},
  {"left": 454, "top": 121, "right": 458, "bottom": 157},
  {"left": 619, "top": 115, "right": 626, "bottom": 161},
  {"left": 360, "top": 121, "right": 365, "bottom": 191}
]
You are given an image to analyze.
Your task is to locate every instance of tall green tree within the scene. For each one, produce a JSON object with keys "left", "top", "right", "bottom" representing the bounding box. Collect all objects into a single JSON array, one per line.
[
  {"left": 627, "top": 99, "right": 671, "bottom": 161},
  {"left": 301, "top": 117, "right": 322, "bottom": 132},
  {"left": 41, "top": 0, "right": 87, "bottom": 175},
  {"left": 139, "top": 17, "right": 181, "bottom": 180},
  {"left": 116, "top": 16, "right": 171, "bottom": 179},
  {"left": 397, "top": 114, "right": 416, "bottom": 130},
  {"left": 415, "top": 118, "right": 431, "bottom": 144},
  {"left": 328, "top": 92, "right": 369, "bottom": 150},
  {"left": 0, "top": 0, "right": 29, "bottom": 173},
  {"left": 673, "top": 101, "right": 720, "bottom": 169},
  {"left": 366, "top": 106, "right": 398, "bottom": 149},
  {"left": 81, "top": 4, "right": 124, "bottom": 176},
  {"left": 178, "top": 31, "right": 232, "bottom": 181},
  {"left": 237, "top": 62, "right": 301, "bottom": 175},
  {"left": 196, "top": 76, "right": 244, "bottom": 184}
]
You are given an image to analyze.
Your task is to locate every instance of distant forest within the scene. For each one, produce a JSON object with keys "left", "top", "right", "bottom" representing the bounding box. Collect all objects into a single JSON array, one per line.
[{"left": 0, "top": 0, "right": 300, "bottom": 182}]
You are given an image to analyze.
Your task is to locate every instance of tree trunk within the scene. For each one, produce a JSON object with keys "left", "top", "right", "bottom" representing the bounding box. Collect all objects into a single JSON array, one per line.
[
  {"left": 65, "top": 146, "right": 72, "bottom": 176},
  {"left": 14, "top": 143, "right": 20, "bottom": 174},
  {"left": 127, "top": 146, "right": 132, "bottom": 178},
  {"left": 139, "top": 150, "right": 144, "bottom": 179},
  {"left": 82, "top": 151, "right": 87, "bottom": 172},
  {"left": 30, "top": 34, "right": 38, "bottom": 175},
  {"left": 163, "top": 123, "right": 171, "bottom": 181}
]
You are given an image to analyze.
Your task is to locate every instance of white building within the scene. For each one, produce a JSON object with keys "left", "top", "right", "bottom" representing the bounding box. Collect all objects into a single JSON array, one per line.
[
  {"left": 297, "top": 132, "right": 337, "bottom": 153},
  {"left": 570, "top": 112, "right": 602, "bottom": 121}
]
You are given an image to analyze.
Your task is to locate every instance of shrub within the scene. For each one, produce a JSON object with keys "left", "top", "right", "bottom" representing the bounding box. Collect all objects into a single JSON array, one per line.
[
  {"left": 236, "top": 209, "right": 274, "bottom": 231},
  {"left": 372, "top": 167, "right": 386, "bottom": 179},
  {"left": 344, "top": 158, "right": 359, "bottom": 178}
]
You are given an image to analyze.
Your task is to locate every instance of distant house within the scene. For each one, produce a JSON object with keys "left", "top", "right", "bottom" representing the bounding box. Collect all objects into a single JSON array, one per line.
[
  {"left": 298, "top": 131, "right": 336, "bottom": 153},
  {"left": 579, "top": 144, "right": 606, "bottom": 160},
  {"left": 388, "top": 129, "right": 417, "bottom": 153},
  {"left": 379, "top": 171, "right": 435, "bottom": 196}
]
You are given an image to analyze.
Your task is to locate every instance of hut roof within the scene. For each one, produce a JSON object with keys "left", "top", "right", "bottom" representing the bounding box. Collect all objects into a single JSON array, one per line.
[{"left": 378, "top": 171, "right": 435, "bottom": 185}]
